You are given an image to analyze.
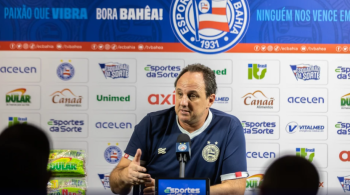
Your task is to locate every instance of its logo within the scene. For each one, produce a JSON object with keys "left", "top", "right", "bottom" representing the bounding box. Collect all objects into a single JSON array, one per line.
[
  {"left": 8, "top": 117, "right": 27, "bottom": 127},
  {"left": 287, "top": 96, "right": 324, "bottom": 104},
  {"left": 95, "top": 121, "right": 132, "bottom": 129},
  {"left": 170, "top": 0, "right": 250, "bottom": 54},
  {"left": 296, "top": 148, "right": 315, "bottom": 162},
  {"left": 335, "top": 66, "right": 350, "bottom": 79},
  {"left": 285, "top": 122, "right": 324, "bottom": 134},
  {"left": 242, "top": 90, "right": 274, "bottom": 109},
  {"left": 97, "top": 95, "right": 130, "bottom": 102},
  {"left": 338, "top": 176, "right": 350, "bottom": 192},
  {"left": 144, "top": 65, "right": 181, "bottom": 78},
  {"left": 148, "top": 91, "right": 175, "bottom": 105},
  {"left": 246, "top": 151, "right": 275, "bottom": 159},
  {"left": 242, "top": 121, "right": 275, "bottom": 135},
  {"left": 47, "top": 119, "right": 84, "bottom": 133},
  {"left": 340, "top": 151, "right": 350, "bottom": 162},
  {"left": 215, "top": 97, "right": 229, "bottom": 104},
  {"left": 99, "top": 62, "right": 129, "bottom": 79},
  {"left": 178, "top": 143, "right": 187, "bottom": 151},
  {"left": 0, "top": 66, "right": 36, "bottom": 74},
  {"left": 341, "top": 93, "right": 350, "bottom": 109},
  {"left": 336, "top": 122, "right": 350, "bottom": 135},
  {"left": 50, "top": 89, "right": 83, "bottom": 107},
  {"left": 290, "top": 64, "right": 320, "bottom": 81},
  {"left": 57, "top": 60, "right": 75, "bottom": 81},
  {"left": 98, "top": 173, "right": 110, "bottom": 189},
  {"left": 246, "top": 174, "right": 263, "bottom": 190},
  {"left": 6, "top": 88, "right": 31, "bottom": 106},
  {"left": 248, "top": 64, "right": 267, "bottom": 80},
  {"left": 104, "top": 143, "right": 122, "bottom": 164}
]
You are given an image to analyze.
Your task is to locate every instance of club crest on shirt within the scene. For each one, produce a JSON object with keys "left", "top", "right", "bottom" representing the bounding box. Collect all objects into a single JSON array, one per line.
[{"left": 202, "top": 141, "right": 220, "bottom": 162}]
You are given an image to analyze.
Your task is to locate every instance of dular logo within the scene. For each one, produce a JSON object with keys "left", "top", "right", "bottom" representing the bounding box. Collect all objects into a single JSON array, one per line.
[
  {"left": 246, "top": 174, "right": 263, "bottom": 190},
  {"left": 50, "top": 89, "right": 83, "bottom": 107},
  {"left": 170, "top": 0, "right": 250, "bottom": 54},
  {"left": 6, "top": 88, "right": 31, "bottom": 106},
  {"left": 148, "top": 91, "right": 175, "bottom": 105},
  {"left": 341, "top": 93, "right": 350, "bottom": 109},
  {"left": 242, "top": 90, "right": 274, "bottom": 109}
]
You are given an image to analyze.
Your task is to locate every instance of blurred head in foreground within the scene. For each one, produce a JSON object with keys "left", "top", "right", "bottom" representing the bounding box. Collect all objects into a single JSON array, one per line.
[
  {"left": 260, "top": 155, "right": 319, "bottom": 195},
  {"left": 0, "top": 124, "right": 51, "bottom": 195}
]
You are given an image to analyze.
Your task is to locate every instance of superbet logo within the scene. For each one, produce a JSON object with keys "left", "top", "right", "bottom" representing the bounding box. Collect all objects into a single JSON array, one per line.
[
  {"left": 339, "top": 151, "right": 350, "bottom": 162},
  {"left": 148, "top": 91, "right": 175, "bottom": 105}
]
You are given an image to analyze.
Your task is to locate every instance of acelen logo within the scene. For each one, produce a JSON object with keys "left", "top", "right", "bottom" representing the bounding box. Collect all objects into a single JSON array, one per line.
[
  {"left": 246, "top": 151, "right": 276, "bottom": 159},
  {"left": 248, "top": 64, "right": 267, "bottom": 80},
  {"left": 242, "top": 121, "right": 275, "bottom": 134},
  {"left": 50, "top": 89, "right": 82, "bottom": 107},
  {"left": 341, "top": 93, "right": 350, "bottom": 109},
  {"left": 287, "top": 96, "right": 324, "bottom": 104},
  {"left": 336, "top": 122, "right": 350, "bottom": 135},
  {"left": 47, "top": 119, "right": 84, "bottom": 132},
  {"left": 144, "top": 65, "right": 181, "bottom": 78},
  {"left": 0, "top": 66, "right": 37, "bottom": 74},
  {"left": 242, "top": 90, "right": 274, "bottom": 109},
  {"left": 339, "top": 151, "right": 350, "bottom": 162},
  {"left": 290, "top": 64, "right": 320, "bottom": 81},
  {"left": 95, "top": 121, "right": 132, "bottom": 129},
  {"left": 246, "top": 174, "right": 263, "bottom": 190},
  {"left": 148, "top": 91, "right": 175, "bottom": 105},
  {"left": 335, "top": 66, "right": 350, "bottom": 79},
  {"left": 6, "top": 88, "right": 31, "bottom": 106}
]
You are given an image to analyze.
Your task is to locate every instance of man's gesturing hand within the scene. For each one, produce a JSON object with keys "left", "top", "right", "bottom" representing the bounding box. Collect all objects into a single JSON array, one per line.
[{"left": 124, "top": 149, "right": 151, "bottom": 185}]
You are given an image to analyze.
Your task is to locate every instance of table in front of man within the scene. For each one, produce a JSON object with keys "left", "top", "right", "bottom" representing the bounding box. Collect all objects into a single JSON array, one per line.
[{"left": 109, "top": 64, "right": 248, "bottom": 195}]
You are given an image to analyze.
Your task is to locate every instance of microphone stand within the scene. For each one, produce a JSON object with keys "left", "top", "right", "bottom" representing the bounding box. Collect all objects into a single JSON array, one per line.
[{"left": 179, "top": 153, "right": 187, "bottom": 178}]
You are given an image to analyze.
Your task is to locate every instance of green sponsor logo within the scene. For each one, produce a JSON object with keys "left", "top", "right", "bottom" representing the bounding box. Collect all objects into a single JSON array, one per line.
[
  {"left": 248, "top": 64, "right": 267, "bottom": 80},
  {"left": 296, "top": 148, "right": 315, "bottom": 162}
]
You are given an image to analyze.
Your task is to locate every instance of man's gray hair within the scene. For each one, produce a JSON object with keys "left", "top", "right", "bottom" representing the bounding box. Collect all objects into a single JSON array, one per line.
[{"left": 174, "top": 63, "right": 217, "bottom": 98}]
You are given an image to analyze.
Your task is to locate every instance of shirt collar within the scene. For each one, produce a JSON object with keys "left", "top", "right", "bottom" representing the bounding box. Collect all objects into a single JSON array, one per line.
[{"left": 176, "top": 109, "right": 213, "bottom": 139}]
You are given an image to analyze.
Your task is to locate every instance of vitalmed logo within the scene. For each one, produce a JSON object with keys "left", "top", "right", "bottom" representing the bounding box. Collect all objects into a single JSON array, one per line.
[
  {"left": 242, "top": 121, "right": 276, "bottom": 135},
  {"left": 98, "top": 174, "right": 110, "bottom": 189},
  {"left": 246, "top": 174, "right": 263, "bottom": 190},
  {"left": 341, "top": 93, "right": 350, "bottom": 109},
  {"left": 290, "top": 64, "right": 320, "bottom": 81},
  {"left": 246, "top": 151, "right": 276, "bottom": 159},
  {"left": 95, "top": 121, "right": 132, "bottom": 129},
  {"left": 50, "top": 89, "right": 83, "bottom": 107},
  {"left": 144, "top": 65, "right": 181, "bottom": 78},
  {"left": 242, "top": 90, "right": 275, "bottom": 109},
  {"left": 8, "top": 117, "right": 27, "bottom": 127},
  {"left": 337, "top": 176, "right": 350, "bottom": 192},
  {"left": 336, "top": 122, "right": 350, "bottom": 135},
  {"left": 336, "top": 66, "right": 350, "bottom": 79},
  {"left": 99, "top": 62, "right": 129, "bottom": 79},
  {"left": 6, "top": 88, "right": 31, "bottom": 106},
  {"left": 248, "top": 64, "right": 267, "bottom": 80},
  {"left": 215, "top": 97, "right": 229, "bottom": 104},
  {"left": 286, "top": 122, "right": 324, "bottom": 134},
  {"left": 164, "top": 187, "right": 200, "bottom": 194},
  {"left": 296, "top": 148, "right": 315, "bottom": 162},
  {"left": 148, "top": 91, "right": 175, "bottom": 105},
  {"left": 47, "top": 119, "right": 84, "bottom": 133}
]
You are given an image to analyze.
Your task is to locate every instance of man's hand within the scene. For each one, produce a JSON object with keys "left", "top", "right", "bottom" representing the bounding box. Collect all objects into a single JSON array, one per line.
[
  {"left": 144, "top": 178, "right": 155, "bottom": 195},
  {"left": 124, "top": 149, "right": 151, "bottom": 185}
]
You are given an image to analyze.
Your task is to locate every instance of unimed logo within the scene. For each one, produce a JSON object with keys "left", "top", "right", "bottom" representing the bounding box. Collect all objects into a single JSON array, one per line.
[
  {"left": 242, "top": 90, "right": 274, "bottom": 109},
  {"left": 148, "top": 91, "right": 175, "bottom": 105},
  {"left": 97, "top": 95, "right": 130, "bottom": 102},
  {"left": 340, "top": 151, "right": 350, "bottom": 162}
]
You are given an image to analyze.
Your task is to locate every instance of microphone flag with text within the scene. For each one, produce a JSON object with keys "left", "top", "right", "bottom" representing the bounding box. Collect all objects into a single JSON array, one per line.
[{"left": 176, "top": 134, "right": 191, "bottom": 178}]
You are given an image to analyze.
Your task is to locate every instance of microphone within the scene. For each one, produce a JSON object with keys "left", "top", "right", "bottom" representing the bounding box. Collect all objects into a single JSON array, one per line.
[{"left": 176, "top": 134, "right": 191, "bottom": 178}]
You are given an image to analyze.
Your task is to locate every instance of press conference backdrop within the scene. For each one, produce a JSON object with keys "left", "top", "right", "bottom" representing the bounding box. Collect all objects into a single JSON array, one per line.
[{"left": 0, "top": 0, "right": 350, "bottom": 194}]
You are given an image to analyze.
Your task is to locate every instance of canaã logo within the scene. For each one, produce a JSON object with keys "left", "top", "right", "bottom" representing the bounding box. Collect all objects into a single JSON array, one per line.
[
  {"left": 242, "top": 90, "right": 274, "bottom": 109},
  {"left": 50, "top": 89, "right": 82, "bottom": 107}
]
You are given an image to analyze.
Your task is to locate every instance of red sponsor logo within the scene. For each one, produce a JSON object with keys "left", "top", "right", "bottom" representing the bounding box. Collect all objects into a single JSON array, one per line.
[
  {"left": 124, "top": 154, "right": 129, "bottom": 158},
  {"left": 339, "top": 151, "right": 350, "bottom": 162},
  {"left": 148, "top": 91, "right": 175, "bottom": 105},
  {"left": 319, "top": 182, "right": 324, "bottom": 187}
]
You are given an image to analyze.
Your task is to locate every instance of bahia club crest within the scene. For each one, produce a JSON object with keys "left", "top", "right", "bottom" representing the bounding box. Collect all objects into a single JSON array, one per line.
[{"left": 170, "top": 0, "right": 250, "bottom": 54}]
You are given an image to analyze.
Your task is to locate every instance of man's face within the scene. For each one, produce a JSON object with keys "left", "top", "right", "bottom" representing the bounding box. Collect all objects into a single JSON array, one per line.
[{"left": 175, "top": 72, "right": 215, "bottom": 126}]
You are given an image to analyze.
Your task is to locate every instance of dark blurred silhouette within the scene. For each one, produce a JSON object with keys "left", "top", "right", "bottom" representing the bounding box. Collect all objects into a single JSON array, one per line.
[
  {"left": 260, "top": 155, "right": 319, "bottom": 195},
  {"left": 0, "top": 124, "right": 51, "bottom": 195}
]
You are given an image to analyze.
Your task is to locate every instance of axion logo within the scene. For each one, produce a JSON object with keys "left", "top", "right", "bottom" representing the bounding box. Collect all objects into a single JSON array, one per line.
[
  {"left": 340, "top": 151, "right": 350, "bottom": 162},
  {"left": 148, "top": 91, "right": 175, "bottom": 105}
]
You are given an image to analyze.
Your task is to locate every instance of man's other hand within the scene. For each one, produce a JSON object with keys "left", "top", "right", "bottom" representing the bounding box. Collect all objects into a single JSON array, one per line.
[{"left": 144, "top": 178, "right": 155, "bottom": 195}]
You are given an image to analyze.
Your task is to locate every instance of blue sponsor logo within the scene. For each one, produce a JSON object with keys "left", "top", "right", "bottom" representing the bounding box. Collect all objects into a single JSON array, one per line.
[
  {"left": 95, "top": 122, "right": 132, "bottom": 129},
  {"left": 287, "top": 97, "right": 324, "bottom": 104},
  {"left": 47, "top": 119, "right": 84, "bottom": 132},
  {"left": 242, "top": 121, "right": 276, "bottom": 134},
  {"left": 104, "top": 145, "right": 122, "bottom": 164},
  {"left": 170, "top": 0, "right": 250, "bottom": 54},
  {"left": 0, "top": 66, "right": 37, "bottom": 73},
  {"left": 99, "top": 62, "right": 129, "bottom": 79},
  {"left": 286, "top": 122, "right": 324, "bottom": 134},
  {"left": 215, "top": 97, "right": 229, "bottom": 104},
  {"left": 336, "top": 122, "right": 350, "bottom": 135},
  {"left": 338, "top": 176, "right": 350, "bottom": 192},
  {"left": 246, "top": 151, "right": 276, "bottom": 158},
  {"left": 144, "top": 65, "right": 181, "bottom": 78},
  {"left": 336, "top": 66, "right": 350, "bottom": 79},
  {"left": 98, "top": 173, "right": 110, "bottom": 189},
  {"left": 290, "top": 64, "right": 320, "bottom": 81},
  {"left": 57, "top": 62, "right": 75, "bottom": 81}
]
